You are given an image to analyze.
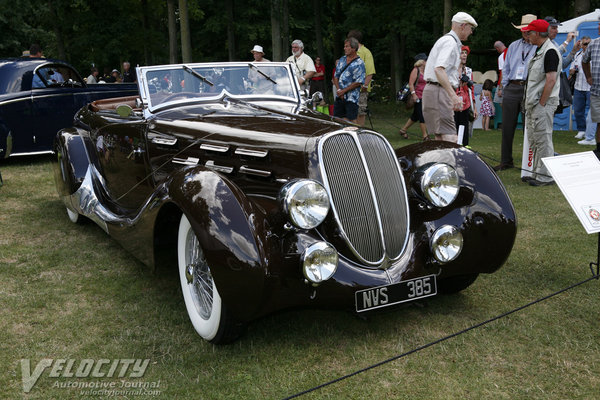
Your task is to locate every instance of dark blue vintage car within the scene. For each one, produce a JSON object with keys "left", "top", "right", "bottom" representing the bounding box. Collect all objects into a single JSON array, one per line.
[{"left": 0, "top": 58, "right": 137, "bottom": 158}]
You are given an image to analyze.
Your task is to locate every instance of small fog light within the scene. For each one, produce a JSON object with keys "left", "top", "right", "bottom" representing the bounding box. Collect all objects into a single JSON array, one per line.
[
  {"left": 430, "top": 225, "right": 463, "bottom": 263},
  {"left": 302, "top": 242, "right": 338, "bottom": 284}
]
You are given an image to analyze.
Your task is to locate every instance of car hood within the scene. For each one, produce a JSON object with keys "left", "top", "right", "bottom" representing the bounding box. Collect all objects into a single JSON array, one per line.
[
  {"left": 146, "top": 100, "right": 348, "bottom": 186},
  {"left": 152, "top": 100, "right": 342, "bottom": 141}
]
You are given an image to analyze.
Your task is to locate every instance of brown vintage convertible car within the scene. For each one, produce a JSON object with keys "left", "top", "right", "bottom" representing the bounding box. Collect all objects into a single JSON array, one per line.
[{"left": 53, "top": 62, "right": 517, "bottom": 343}]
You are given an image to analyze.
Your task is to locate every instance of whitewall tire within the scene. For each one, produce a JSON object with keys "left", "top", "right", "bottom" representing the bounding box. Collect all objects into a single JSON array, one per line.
[
  {"left": 66, "top": 207, "right": 80, "bottom": 224},
  {"left": 177, "top": 214, "right": 223, "bottom": 341}
]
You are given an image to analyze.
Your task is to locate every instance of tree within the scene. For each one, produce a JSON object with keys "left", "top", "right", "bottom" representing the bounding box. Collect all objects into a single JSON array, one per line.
[
  {"left": 179, "top": 0, "right": 192, "bottom": 62},
  {"left": 443, "top": 0, "right": 452, "bottom": 32},
  {"left": 167, "top": 0, "right": 178, "bottom": 64},
  {"left": 270, "top": 0, "right": 282, "bottom": 61},
  {"left": 312, "top": 0, "right": 325, "bottom": 62},
  {"left": 575, "top": 0, "right": 590, "bottom": 16},
  {"left": 226, "top": 0, "right": 236, "bottom": 61}
]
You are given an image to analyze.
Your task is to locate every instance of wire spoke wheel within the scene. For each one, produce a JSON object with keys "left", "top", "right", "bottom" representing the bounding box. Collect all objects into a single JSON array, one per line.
[{"left": 178, "top": 214, "right": 223, "bottom": 341}]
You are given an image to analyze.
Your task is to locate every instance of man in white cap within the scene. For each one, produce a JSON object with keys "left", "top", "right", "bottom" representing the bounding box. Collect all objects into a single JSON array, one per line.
[
  {"left": 493, "top": 14, "right": 537, "bottom": 171},
  {"left": 422, "top": 11, "right": 477, "bottom": 142},
  {"left": 251, "top": 45, "right": 269, "bottom": 62}
]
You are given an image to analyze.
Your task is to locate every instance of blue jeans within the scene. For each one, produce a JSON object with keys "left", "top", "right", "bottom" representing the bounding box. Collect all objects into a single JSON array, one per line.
[
  {"left": 573, "top": 89, "right": 590, "bottom": 131},
  {"left": 585, "top": 110, "right": 596, "bottom": 141}
]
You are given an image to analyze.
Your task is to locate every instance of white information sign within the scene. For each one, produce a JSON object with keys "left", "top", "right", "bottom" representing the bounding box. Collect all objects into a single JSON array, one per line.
[{"left": 542, "top": 152, "right": 600, "bottom": 234}]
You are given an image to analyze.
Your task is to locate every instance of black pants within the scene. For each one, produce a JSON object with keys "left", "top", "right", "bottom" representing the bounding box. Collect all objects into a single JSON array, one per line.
[
  {"left": 454, "top": 109, "right": 470, "bottom": 146},
  {"left": 500, "top": 83, "right": 526, "bottom": 165}
]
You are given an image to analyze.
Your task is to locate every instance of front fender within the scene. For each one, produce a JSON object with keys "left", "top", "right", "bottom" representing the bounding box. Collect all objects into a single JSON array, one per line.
[
  {"left": 168, "top": 167, "right": 268, "bottom": 321},
  {"left": 396, "top": 141, "right": 517, "bottom": 277}
]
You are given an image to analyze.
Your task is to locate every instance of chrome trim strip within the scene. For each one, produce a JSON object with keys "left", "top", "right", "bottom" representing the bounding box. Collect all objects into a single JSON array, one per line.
[
  {"left": 200, "top": 143, "right": 229, "bottom": 153},
  {"left": 239, "top": 165, "right": 271, "bottom": 177},
  {"left": 0, "top": 97, "right": 31, "bottom": 106},
  {"left": 9, "top": 150, "right": 53, "bottom": 157},
  {"left": 172, "top": 157, "right": 199, "bottom": 166},
  {"left": 151, "top": 137, "right": 178, "bottom": 146},
  {"left": 234, "top": 148, "right": 268, "bottom": 158},
  {"left": 205, "top": 160, "right": 233, "bottom": 174}
]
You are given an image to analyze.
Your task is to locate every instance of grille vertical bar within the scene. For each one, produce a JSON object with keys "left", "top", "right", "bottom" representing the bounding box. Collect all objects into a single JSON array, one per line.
[
  {"left": 320, "top": 132, "right": 409, "bottom": 265},
  {"left": 358, "top": 133, "right": 409, "bottom": 259},
  {"left": 321, "top": 134, "right": 384, "bottom": 263}
]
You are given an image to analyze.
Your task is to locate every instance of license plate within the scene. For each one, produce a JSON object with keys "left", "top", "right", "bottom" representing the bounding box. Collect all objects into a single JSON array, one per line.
[{"left": 355, "top": 274, "right": 437, "bottom": 312}]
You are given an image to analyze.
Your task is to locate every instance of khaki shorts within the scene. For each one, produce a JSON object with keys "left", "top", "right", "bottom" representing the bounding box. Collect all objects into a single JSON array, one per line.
[
  {"left": 591, "top": 94, "right": 600, "bottom": 123},
  {"left": 422, "top": 84, "right": 456, "bottom": 136},
  {"left": 358, "top": 91, "right": 368, "bottom": 116}
]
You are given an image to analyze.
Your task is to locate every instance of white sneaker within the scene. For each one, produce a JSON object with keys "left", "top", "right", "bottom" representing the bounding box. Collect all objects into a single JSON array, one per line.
[
  {"left": 574, "top": 131, "right": 585, "bottom": 139},
  {"left": 578, "top": 139, "right": 596, "bottom": 145}
]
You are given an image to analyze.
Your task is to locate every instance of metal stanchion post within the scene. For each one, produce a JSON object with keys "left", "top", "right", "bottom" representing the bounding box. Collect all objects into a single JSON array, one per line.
[{"left": 592, "top": 233, "right": 600, "bottom": 278}]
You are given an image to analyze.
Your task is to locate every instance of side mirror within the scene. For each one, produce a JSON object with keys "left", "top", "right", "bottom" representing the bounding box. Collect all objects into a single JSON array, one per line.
[
  {"left": 116, "top": 104, "right": 133, "bottom": 117},
  {"left": 311, "top": 91, "right": 323, "bottom": 104},
  {"left": 305, "top": 91, "right": 323, "bottom": 109}
]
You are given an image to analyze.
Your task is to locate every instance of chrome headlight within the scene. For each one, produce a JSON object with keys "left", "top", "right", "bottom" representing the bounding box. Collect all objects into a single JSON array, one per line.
[
  {"left": 281, "top": 180, "right": 330, "bottom": 229},
  {"left": 302, "top": 242, "right": 338, "bottom": 284},
  {"left": 420, "top": 163, "right": 459, "bottom": 207},
  {"left": 430, "top": 225, "right": 463, "bottom": 263}
]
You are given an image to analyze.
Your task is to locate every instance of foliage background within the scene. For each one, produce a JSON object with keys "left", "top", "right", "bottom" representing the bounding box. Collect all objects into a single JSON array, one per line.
[{"left": 3, "top": 0, "right": 600, "bottom": 94}]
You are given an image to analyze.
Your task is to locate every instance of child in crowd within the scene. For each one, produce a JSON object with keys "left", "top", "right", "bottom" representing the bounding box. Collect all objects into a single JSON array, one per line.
[{"left": 479, "top": 79, "right": 495, "bottom": 131}]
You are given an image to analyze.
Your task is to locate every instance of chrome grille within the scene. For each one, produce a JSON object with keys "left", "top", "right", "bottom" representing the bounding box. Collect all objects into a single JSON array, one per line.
[{"left": 320, "top": 132, "right": 409, "bottom": 265}]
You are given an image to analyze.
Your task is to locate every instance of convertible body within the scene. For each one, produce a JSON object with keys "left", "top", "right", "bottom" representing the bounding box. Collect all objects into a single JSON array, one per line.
[
  {"left": 0, "top": 58, "right": 137, "bottom": 157},
  {"left": 53, "top": 62, "right": 517, "bottom": 343}
]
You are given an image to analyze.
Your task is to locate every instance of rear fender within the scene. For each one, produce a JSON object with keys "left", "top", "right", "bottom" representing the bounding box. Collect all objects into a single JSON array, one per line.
[
  {"left": 53, "top": 128, "right": 90, "bottom": 202},
  {"left": 168, "top": 167, "right": 268, "bottom": 321}
]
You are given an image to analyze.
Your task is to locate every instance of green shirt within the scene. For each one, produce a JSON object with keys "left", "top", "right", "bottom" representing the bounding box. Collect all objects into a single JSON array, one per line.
[{"left": 357, "top": 45, "right": 375, "bottom": 91}]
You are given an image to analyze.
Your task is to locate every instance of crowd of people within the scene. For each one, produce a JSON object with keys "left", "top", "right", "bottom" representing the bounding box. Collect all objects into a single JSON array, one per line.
[
  {"left": 250, "top": 29, "right": 375, "bottom": 126},
  {"left": 28, "top": 13, "right": 600, "bottom": 188},
  {"left": 25, "top": 44, "right": 137, "bottom": 85},
  {"left": 86, "top": 61, "right": 137, "bottom": 84},
  {"left": 397, "top": 11, "right": 600, "bottom": 187},
  {"left": 490, "top": 13, "right": 600, "bottom": 187}
]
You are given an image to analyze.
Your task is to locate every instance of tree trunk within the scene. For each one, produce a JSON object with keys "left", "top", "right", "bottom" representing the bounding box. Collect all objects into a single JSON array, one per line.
[
  {"left": 332, "top": 0, "right": 344, "bottom": 62},
  {"left": 443, "top": 0, "right": 452, "bottom": 32},
  {"left": 391, "top": 33, "right": 403, "bottom": 99},
  {"left": 47, "top": 1, "right": 67, "bottom": 61},
  {"left": 167, "top": 0, "right": 178, "bottom": 64},
  {"left": 179, "top": 0, "right": 192, "bottom": 62},
  {"left": 270, "top": 0, "right": 282, "bottom": 61},
  {"left": 281, "top": 0, "right": 289, "bottom": 59},
  {"left": 141, "top": 0, "right": 150, "bottom": 65},
  {"left": 312, "top": 0, "right": 324, "bottom": 62},
  {"left": 226, "top": 0, "right": 236, "bottom": 61},
  {"left": 574, "top": 0, "right": 590, "bottom": 16}
]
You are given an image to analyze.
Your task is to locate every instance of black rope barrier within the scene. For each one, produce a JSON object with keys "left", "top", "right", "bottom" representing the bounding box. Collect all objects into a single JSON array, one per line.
[{"left": 282, "top": 267, "right": 599, "bottom": 400}]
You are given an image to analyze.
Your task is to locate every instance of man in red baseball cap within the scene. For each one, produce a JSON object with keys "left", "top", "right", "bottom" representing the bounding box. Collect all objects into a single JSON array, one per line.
[{"left": 520, "top": 19, "right": 560, "bottom": 186}]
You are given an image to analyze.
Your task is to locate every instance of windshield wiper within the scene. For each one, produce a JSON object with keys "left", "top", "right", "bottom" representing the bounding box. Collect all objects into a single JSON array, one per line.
[
  {"left": 183, "top": 65, "right": 214, "bottom": 87},
  {"left": 248, "top": 63, "right": 277, "bottom": 84}
]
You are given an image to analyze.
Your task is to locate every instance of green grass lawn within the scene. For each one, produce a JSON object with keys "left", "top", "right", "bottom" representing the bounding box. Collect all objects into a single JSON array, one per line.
[{"left": 1, "top": 104, "right": 599, "bottom": 399}]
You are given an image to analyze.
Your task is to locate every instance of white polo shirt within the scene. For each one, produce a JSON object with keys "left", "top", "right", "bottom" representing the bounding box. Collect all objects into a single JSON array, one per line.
[{"left": 423, "top": 30, "right": 462, "bottom": 88}]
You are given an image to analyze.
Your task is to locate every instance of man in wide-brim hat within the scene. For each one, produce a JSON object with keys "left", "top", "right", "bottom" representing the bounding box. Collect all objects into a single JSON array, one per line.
[
  {"left": 493, "top": 14, "right": 537, "bottom": 172},
  {"left": 511, "top": 14, "right": 537, "bottom": 29},
  {"left": 250, "top": 45, "right": 269, "bottom": 62}
]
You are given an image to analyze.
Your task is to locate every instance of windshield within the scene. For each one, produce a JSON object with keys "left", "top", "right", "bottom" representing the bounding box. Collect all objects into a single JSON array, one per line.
[{"left": 140, "top": 63, "right": 297, "bottom": 110}]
